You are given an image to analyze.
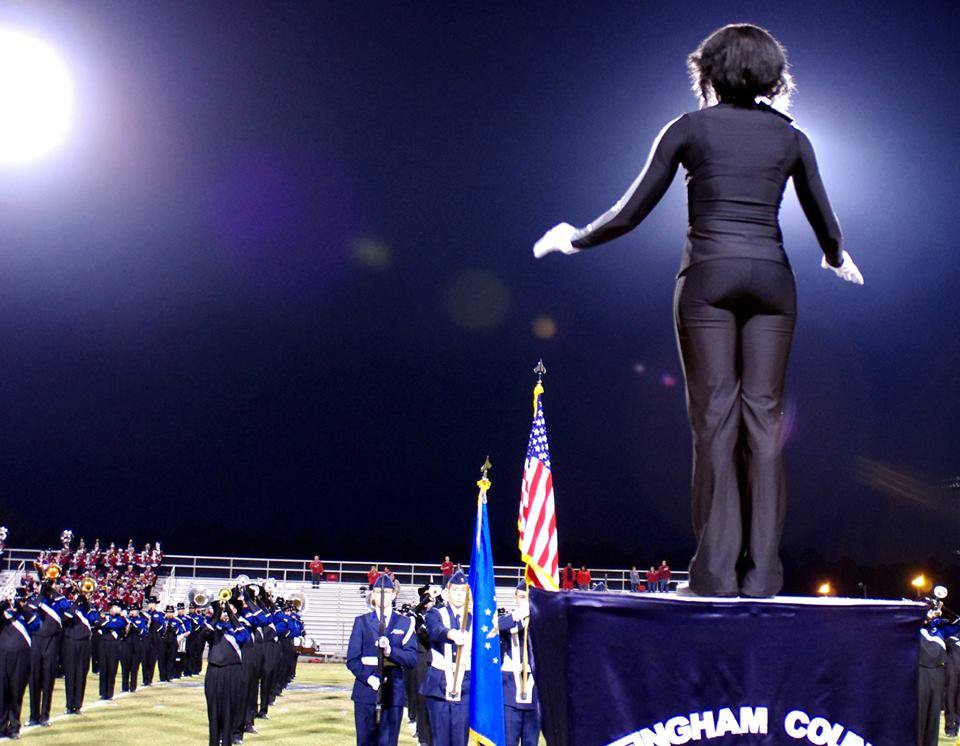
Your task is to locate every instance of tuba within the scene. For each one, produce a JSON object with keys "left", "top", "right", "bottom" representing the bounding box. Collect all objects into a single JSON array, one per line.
[{"left": 289, "top": 591, "right": 307, "bottom": 613}]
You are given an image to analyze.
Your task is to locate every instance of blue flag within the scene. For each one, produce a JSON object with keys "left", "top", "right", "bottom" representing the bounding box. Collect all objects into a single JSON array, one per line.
[{"left": 468, "top": 484, "right": 506, "bottom": 746}]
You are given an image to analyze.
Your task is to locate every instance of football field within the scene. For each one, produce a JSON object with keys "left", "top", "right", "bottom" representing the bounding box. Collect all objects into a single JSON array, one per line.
[{"left": 13, "top": 661, "right": 957, "bottom": 744}]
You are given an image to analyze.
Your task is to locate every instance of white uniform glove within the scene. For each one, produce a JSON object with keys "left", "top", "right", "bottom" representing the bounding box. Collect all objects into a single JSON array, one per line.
[
  {"left": 533, "top": 223, "right": 581, "bottom": 258},
  {"left": 512, "top": 603, "right": 530, "bottom": 622},
  {"left": 447, "top": 629, "right": 469, "bottom": 646},
  {"left": 367, "top": 675, "right": 381, "bottom": 691},
  {"left": 376, "top": 635, "right": 391, "bottom": 657},
  {"left": 821, "top": 250, "right": 863, "bottom": 285}
]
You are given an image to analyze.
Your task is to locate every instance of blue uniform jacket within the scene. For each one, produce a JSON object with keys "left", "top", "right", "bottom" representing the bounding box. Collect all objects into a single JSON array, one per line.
[
  {"left": 498, "top": 613, "right": 536, "bottom": 710},
  {"left": 346, "top": 610, "right": 417, "bottom": 706},
  {"left": 419, "top": 605, "right": 473, "bottom": 701}
]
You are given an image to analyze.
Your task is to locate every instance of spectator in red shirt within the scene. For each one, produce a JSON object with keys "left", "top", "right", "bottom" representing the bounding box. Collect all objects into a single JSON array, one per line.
[
  {"left": 309, "top": 555, "right": 325, "bottom": 587},
  {"left": 576, "top": 566, "right": 591, "bottom": 590},
  {"left": 658, "top": 561, "right": 672, "bottom": 592},
  {"left": 367, "top": 564, "right": 380, "bottom": 588},
  {"left": 645, "top": 566, "right": 658, "bottom": 592},
  {"left": 440, "top": 555, "right": 454, "bottom": 582},
  {"left": 561, "top": 563, "right": 575, "bottom": 591}
]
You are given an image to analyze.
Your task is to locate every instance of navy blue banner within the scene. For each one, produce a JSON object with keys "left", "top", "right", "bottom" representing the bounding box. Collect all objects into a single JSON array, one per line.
[{"left": 529, "top": 590, "right": 925, "bottom": 746}]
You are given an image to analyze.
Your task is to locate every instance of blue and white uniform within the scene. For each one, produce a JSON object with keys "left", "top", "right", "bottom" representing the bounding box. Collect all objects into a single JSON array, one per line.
[
  {"left": 498, "top": 583, "right": 540, "bottom": 746},
  {"left": 419, "top": 571, "right": 472, "bottom": 746},
  {"left": 346, "top": 576, "right": 417, "bottom": 746}
]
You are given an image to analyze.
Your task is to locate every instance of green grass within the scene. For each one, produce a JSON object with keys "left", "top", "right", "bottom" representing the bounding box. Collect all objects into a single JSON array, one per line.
[{"left": 15, "top": 662, "right": 959, "bottom": 744}]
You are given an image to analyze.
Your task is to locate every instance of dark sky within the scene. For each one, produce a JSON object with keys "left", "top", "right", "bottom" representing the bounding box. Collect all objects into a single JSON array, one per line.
[{"left": 0, "top": 1, "right": 957, "bottom": 573}]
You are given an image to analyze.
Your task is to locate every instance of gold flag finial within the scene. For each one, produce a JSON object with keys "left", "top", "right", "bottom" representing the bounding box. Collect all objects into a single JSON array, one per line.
[
  {"left": 532, "top": 360, "right": 546, "bottom": 416},
  {"left": 477, "top": 456, "right": 492, "bottom": 497}
]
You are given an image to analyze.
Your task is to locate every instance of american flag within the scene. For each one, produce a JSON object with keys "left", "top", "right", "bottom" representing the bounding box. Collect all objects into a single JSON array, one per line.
[{"left": 518, "top": 390, "right": 559, "bottom": 590}]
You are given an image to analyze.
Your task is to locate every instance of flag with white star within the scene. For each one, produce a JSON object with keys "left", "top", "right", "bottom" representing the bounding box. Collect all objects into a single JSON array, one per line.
[
  {"left": 468, "top": 481, "right": 505, "bottom": 745},
  {"left": 519, "top": 384, "right": 560, "bottom": 590}
]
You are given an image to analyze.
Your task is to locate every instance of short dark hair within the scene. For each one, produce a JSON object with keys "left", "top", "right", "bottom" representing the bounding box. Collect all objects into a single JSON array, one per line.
[{"left": 687, "top": 23, "right": 794, "bottom": 108}]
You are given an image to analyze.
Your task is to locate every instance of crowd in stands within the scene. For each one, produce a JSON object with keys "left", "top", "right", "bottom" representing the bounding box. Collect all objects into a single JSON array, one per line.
[{"left": 24, "top": 529, "right": 164, "bottom": 610}]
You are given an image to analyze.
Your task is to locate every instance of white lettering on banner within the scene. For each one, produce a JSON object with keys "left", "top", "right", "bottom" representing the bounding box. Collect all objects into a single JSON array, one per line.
[
  {"left": 783, "top": 710, "right": 873, "bottom": 746},
  {"left": 607, "top": 707, "right": 768, "bottom": 746},
  {"left": 609, "top": 708, "right": 872, "bottom": 746}
]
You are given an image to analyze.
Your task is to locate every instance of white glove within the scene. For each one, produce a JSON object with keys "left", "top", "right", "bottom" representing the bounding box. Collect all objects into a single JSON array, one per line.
[
  {"left": 821, "top": 250, "right": 863, "bottom": 285},
  {"left": 533, "top": 222, "right": 581, "bottom": 258},
  {"left": 376, "top": 636, "right": 391, "bottom": 657},
  {"left": 511, "top": 603, "right": 530, "bottom": 622},
  {"left": 447, "top": 629, "right": 468, "bottom": 646},
  {"left": 366, "top": 675, "right": 381, "bottom": 691}
]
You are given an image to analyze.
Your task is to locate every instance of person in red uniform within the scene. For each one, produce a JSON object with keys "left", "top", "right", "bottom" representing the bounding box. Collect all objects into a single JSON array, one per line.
[
  {"left": 657, "top": 562, "right": 672, "bottom": 592},
  {"left": 561, "top": 564, "right": 575, "bottom": 592},
  {"left": 440, "top": 556, "right": 454, "bottom": 583},
  {"left": 366, "top": 565, "right": 380, "bottom": 588},
  {"left": 645, "top": 567, "right": 658, "bottom": 593},
  {"left": 308, "top": 556, "right": 324, "bottom": 588},
  {"left": 576, "top": 567, "right": 591, "bottom": 591}
]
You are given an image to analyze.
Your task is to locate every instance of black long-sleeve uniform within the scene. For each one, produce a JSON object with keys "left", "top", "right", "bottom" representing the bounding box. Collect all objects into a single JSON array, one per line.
[
  {"left": 565, "top": 100, "right": 847, "bottom": 597},
  {"left": 0, "top": 602, "right": 40, "bottom": 738},
  {"left": 202, "top": 609, "right": 249, "bottom": 746},
  {"left": 61, "top": 596, "right": 98, "bottom": 712}
]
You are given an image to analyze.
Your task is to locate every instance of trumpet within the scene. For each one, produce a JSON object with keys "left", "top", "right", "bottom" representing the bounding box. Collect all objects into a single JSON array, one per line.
[
  {"left": 217, "top": 587, "right": 233, "bottom": 603},
  {"left": 77, "top": 577, "right": 97, "bottom": 595}
]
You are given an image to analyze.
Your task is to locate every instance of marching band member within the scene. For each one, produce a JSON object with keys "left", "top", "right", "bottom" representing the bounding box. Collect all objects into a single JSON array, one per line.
[
  {"left": 61, "top": 585, "right": 100, "bottom": 714},
  {"left": 173, "top": 602, "right": 191, "bottom": 679},
  {"left": 256, "top": 592, "right": 281, "bottom": 720},
  {"left": 142, "top": 596, "right": 163, "bottom": 686},
  {"left": 346, "top": 574, "right": 417, "bottom": 746},
  {"left": 0, "top": 589, "right": 40, "bottom": 739},
  {"left": 238, "top": 587, "right": 269, "bottom": 737},
  {"left": 159, "top": 604, "right": 178, "bottom": 682},
  {"left": 97, "top": 603, "right": 126, "bottom": 700},
  {"left": 420, "top": 570, "right": 472, "bottom": 746},
  {"left": 202, "top": 598, "right": 250, "bottom": 746},
  {"left": 120, "top": 605, "right": 148, "bottom": 693},
  {"left": 27, "top": 573, "right": 70, "bottom": 727},
  {"left": 185, "top": 602, "right": 205, "bottom": 676},
  {"left": 498, "top": 582, "right": 540, "bottom": 746}
]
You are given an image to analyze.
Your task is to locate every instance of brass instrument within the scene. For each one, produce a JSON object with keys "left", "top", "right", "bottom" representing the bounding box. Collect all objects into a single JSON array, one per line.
[
  {"left": 217, "top": 587, "right": 233, "bottom": 603},
  {"left": 79, "top": 576, "right": 97, "bottom": 595},
  {"left": 33, "top": 560, "right": 62, "bottom": 582},
  {"left": 189, "top": 588, "right": 211, "bottom": 608},
  {"left": 289, "top": 591, "right": 307, "bottom": 613},
  {"left": 262, "top": 578, "right": 278, "bottom": 597},
  {"left": 234, "top": 574, "right": 251, "bottom": 588}
]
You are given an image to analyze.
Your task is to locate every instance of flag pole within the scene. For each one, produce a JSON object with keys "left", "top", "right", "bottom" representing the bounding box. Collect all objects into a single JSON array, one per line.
[
  {"left": 452, "top": 457, "right": 491, "bottom": 699},
  {"left": 521, "top": 363, "right": 544, "bottom": 700}
]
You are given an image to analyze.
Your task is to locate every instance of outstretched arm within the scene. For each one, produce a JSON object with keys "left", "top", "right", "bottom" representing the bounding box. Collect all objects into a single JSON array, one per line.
[
  {"left": 533, "top": 115, "right": 688, "bottom": 258},
  {"left": 791, "top": 127, "right": 844, "bottom": 268}
]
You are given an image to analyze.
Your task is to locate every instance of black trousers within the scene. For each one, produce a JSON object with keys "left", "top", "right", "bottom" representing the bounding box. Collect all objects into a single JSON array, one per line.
[
  {"left": 142, "top": 632, "right": 159, "bottom": 684},
  {"left": 120, "top": 636, "right": 142, "bottom": 692},
  {"left": 205, "top": 663, "right": 243, "bottom": 746},
  {"left": 28, "top": 632, "right": 60, "bottom": 722},
  {"left": 918, "top": 665, "right": 944, "bottom": 746},
  {"left": 99, "top": 635, "right": 121, "bottom": 700},
  {"left": 675, "top": 258, "right": 796, "bottom": 597},
  {"left": 258, "top": 641, "right": 279, "bottom": 715},
  {"left": 946, "top": 647, "right": 960, "bottom": 734},
  {"left": 61, "top": 636, "right": 92, "bottom": 710},
  {"left": 242, "top": 641, "right": 263, "bottom": 728},
  {"left": 0, "top": 643, "right": 30, "bottom": 737},
  {"left": 159, "top": 634, "right": 177, "bottom": 681}
]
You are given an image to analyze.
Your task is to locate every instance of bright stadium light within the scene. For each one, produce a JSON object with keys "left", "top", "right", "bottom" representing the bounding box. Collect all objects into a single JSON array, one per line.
[
  {"left": 817, "top": 582, "right": 832, "bottom": 596},
  {"left": 0, "top": 26, "right": 74, "bottom": 164}
]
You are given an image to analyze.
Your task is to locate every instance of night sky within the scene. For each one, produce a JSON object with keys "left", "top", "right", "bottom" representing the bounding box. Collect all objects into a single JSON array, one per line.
[{"left": 0, "top": 1, "right": 957, "bottom": 580}]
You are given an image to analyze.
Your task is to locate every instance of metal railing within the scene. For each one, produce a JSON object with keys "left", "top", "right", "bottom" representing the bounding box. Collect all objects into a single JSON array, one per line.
[{"left": 1, "top": 548, "right": 687, "bottom": 593}]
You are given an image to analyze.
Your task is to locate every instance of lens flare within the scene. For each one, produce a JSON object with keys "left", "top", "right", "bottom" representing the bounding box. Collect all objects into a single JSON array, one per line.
[
  {"left": 531, "top": 315, "right": 557, "bottom": 340},
  {"left": 0, "top": 27, "right": 74, "bottom": 164}
]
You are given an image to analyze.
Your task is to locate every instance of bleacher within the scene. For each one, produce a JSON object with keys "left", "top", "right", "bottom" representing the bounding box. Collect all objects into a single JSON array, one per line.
[{"left": 0, "top": 549, "right": 685, "bottom": 659}]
